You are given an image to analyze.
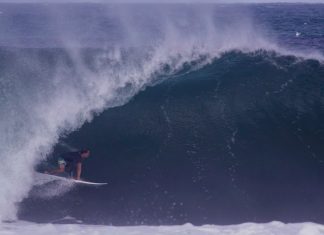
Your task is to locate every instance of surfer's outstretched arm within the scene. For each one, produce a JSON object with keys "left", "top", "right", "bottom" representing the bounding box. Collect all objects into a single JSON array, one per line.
[{"left": 74, "top": 162, "right": 82, "bottom": 180}]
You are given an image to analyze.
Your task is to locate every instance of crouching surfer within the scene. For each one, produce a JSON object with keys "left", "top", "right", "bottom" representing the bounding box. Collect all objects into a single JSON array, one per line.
[{"left": 45, "top": 149, "right": 90, "bottom": 180}]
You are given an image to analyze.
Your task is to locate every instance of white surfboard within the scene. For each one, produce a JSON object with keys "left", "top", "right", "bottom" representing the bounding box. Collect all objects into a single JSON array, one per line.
[
  {"left": 35, "top": 172, "right": 107, "bottom": 186},
  {"left": 72, "top": 179, "right": 107, "bottom": 186}
]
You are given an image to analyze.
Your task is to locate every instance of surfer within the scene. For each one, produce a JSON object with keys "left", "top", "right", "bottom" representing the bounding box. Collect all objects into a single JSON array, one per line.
[{"left": 45, "top": 149, "right": 90, "bottom": 180}]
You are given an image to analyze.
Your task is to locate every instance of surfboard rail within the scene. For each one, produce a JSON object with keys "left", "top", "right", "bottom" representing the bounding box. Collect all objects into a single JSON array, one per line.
[{"left": 35, "top": 172, "right": 108, "bottom": 186}]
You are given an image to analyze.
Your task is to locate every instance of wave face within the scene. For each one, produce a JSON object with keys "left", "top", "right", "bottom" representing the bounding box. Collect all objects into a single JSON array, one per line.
[
  {"left": 0, "top": 3, "right": 323, "bottom": 224},
  {"left": 21, "top": 51, "right": 324, "bottom": 225}
]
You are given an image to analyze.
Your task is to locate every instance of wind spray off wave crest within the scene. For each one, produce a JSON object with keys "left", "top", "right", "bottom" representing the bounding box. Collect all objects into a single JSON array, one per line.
[{"left": 0, "top": 3, "right": 319, "bottom": 221}]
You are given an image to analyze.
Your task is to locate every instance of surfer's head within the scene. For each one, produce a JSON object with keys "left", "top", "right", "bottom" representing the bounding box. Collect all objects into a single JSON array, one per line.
[{"left": 80, "top": 149, "right": 90, "bottom": 158}]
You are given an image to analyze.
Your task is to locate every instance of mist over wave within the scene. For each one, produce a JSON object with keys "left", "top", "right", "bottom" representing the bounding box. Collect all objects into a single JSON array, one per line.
[{"left": 0, "top": 3, "right": 323, "bottom": 223}]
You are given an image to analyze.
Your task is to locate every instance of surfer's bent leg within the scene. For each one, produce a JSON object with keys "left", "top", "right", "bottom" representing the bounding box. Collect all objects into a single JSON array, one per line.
[{"left": 45, "top": 157, "right": 66, "bottom": 174}]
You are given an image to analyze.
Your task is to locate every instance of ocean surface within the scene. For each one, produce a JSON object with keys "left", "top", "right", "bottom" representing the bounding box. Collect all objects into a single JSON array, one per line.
[{"left": 0, "top": 2, "right": 324, "bottom": 234}]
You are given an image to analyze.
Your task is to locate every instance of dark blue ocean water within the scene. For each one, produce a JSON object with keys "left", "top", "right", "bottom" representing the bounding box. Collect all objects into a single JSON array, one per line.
[{"left": 1, "top": 3, "right": 324, "bottom": 225}]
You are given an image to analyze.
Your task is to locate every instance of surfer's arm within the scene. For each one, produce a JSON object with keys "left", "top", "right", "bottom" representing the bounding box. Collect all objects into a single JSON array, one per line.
[{"left": 74, "top": 162, "right": 82, "bottom": 180}]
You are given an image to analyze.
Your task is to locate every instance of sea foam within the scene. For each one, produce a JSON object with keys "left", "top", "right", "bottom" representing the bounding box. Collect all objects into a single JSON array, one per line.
[{"left": 1, "top": 221, "right": 324, "bottom": 235}]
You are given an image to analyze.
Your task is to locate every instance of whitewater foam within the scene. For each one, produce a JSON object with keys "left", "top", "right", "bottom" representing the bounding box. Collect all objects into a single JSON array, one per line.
[{"left": 1, "top": 221, "right": 324, "bottom": 235}]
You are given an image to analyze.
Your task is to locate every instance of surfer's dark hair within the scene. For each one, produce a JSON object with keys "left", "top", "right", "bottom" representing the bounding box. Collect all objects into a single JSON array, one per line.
[{"left": 80, "top": 149, "right": 90, "bottom": 154}]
